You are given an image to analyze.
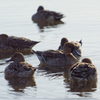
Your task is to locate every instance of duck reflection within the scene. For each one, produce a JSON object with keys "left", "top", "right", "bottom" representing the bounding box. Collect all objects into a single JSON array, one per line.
[
  {"left": 38, "top": 64, "right": 71, "bottom": 78},
  {"left": 0, "top": 49, "right": 33, "bottom": 60},
  {"left": 64, "top": 72, "right": 97, "bottom": 97},
  {"left": 32, "top": 19, "right": 64, "bottom": 32},
  {"left": 69, "top": 79, "right": 97, "bottom": 97},
  {"left": 39, "top": 63, "right": 97, "bottom": 98},
  {"left": 69, "top": 78, "right": 97, "bottom": 92},
  {"left": 5, "top": 76, "right": 36, "bottom": 92}
]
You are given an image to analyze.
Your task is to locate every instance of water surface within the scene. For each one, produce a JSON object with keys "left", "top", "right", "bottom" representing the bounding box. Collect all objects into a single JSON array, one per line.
[{"left": 0, "top": 0, "right": 100, "bottom": 100}]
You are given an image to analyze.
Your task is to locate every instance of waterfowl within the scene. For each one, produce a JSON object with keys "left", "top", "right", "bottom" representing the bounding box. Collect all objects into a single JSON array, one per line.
[
  {"left": 70, "top": 58, "right": 97, "bottom": 81},
  {"left": 32, "top": 6, "right": 64, "bottom": 21},
  {"left": 58, "top": 37, "right": 82, "bottom": 56},
  {"left": 0, "top": 34, "right": 40, "bottom": 51},
  {"left": 5, "top": 52, "right": 36, "bottom": 77},
  {"left": 32, "top": 42, "right": 79, "bottom": 66}
]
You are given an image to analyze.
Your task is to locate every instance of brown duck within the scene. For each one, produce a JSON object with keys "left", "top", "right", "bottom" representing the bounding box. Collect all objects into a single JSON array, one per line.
[
  {"left": 32, "top": 42, "right": 79, "bottom": 66},
  {"left": 32, "top": 6, "right": 64, "bottom": 21},
  {"left": 0, "top": 34, "right": 40, "bottom": 51},
  {"left": 70, "top": 58, "right": 97, "bottom": 81},
  {"left": 5, "top": 52, "right": 36, "bottom": 77}
]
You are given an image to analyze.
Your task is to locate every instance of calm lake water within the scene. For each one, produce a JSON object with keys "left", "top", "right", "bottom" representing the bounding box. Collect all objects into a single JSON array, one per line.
[{"left": 0, "top": 0, "right": 100, "bottom": 100}]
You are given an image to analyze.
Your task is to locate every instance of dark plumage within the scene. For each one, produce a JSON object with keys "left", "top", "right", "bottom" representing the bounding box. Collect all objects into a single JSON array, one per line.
[
  {"left": 58, "top": 37, "right": 82, "bottom": 57},
  {"left": 5, "top": 52, "right": 36, "bottom": 77},
  {"left": 70, "top": 58, "right": 97, "bottom": 81},
  {"left": 0, "top": 34, "right": 40, "bottom": 51},
  {"left": 32, "top": 6, "right": 64, "bottom": 21},
  {"left": 32, "top": 42, "right": 79, "bottom": 66}
]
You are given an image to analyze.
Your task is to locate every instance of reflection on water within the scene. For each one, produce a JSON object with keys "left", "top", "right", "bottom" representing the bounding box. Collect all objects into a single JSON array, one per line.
[
  {"left": 38, "top": 64, "right": 72, "bottom": 84},
  {"left": 69, "top": 78, "right": 97, "bottom": 92},
  {"left": 72, "top": 92, "right": 94, "bottom": 97},
  {"left": 38, "top": 63, "right": 71, "bottom": 73},
  {"left": 64, "top": 71, "right": 97, "bottom": 97},
  {"left": 38, "top": 64, "right": 64, "bottom": 78},
  {"left": 32, "top": 19, "right": 64, "bottom": 32},
  {"left": 1, "top": 0, "right": 100, "bottom": 99},
  {"left": 0, "top": 49, "right": 33, "bottom": 60},
  {"left": 5, "top": 76, "right": 36, "bottom": 92}
]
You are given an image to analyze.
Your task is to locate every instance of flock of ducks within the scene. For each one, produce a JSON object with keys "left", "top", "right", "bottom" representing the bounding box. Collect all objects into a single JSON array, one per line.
[{"left": 1, "top": 6, "right": 97, "bottom": 84}]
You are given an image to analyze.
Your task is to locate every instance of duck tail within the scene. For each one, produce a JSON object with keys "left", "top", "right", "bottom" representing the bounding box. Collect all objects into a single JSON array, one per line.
[
  {"left": 32, "top": 41, "right": 41, "bottom": 46},
  {"left": 79, "top": 39, "right": 82, "bottom": 46},
  {"left": 30, "top": 69, "right": 36, "bottom": 76},
  {"left": 54, "top": 14, "right": 64, "bottom": 20},
  {"left": 32, "top": 49, "right": 36, "bottom": 54},
  {"left": 32, "top": 49, "right": 43, "bottom": 56}
]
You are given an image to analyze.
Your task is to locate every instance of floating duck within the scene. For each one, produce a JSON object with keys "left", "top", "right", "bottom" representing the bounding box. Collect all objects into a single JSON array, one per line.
[
  {"left": 5, "top": 52, "right": 36, "bottom": 77},
  {"left": 32, "top": 6, "right": 64, "bottom": 21},
  {"left": 32, "top": 42, "right": 79, "bottom": 66},
  {"left": 58, "top": 37, "right": 82, "bottom": 56},
  {"left": 0, "top": 34, "right": 40, "bottom": 51},
  {"left": 70, "top": 58, "right": 97, "bottom": 81}
]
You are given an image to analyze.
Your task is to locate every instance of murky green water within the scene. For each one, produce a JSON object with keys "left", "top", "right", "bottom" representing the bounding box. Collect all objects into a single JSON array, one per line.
[{"left": 0, "top": 0, "right": 100, "bottom": 99}]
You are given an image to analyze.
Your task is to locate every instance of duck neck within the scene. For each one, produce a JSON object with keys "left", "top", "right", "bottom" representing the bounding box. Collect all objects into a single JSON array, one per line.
[{"left": 66, "top": 53, "right": 79, "bottom": 65}]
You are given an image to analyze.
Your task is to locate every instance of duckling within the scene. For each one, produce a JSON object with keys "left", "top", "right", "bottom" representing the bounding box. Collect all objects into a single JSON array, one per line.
[
  {"left": 32, "top": 42, "right": 79, "bottom": 66},
  {"left": 32, "top": 6, "right": 64, "bottom": 21},
  {"left": 58, "top": 37, "right": 82, "bottom": 56},
  {"left": 0, "top": 34, "right": 40, "bottom": 51},
  {"left": 70, "top": 58, "right": 97, "bottom": 81},
  {"left": 5, "top": 52, "right": 36, "bottom": 77}
]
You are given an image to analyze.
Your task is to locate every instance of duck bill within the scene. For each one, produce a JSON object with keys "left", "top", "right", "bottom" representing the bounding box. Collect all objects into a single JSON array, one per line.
[
  {"left": 73, "top": 50, "right": 81, "bottom": 56},
  {"left": 6, "top": 58, "right": 13, "bottom": 62},
  {"left": 79, "top": 39, "right": 82, "bottom": 46},
  {"left": 58, "top": 45, "right": 63, "bottom": 50}
]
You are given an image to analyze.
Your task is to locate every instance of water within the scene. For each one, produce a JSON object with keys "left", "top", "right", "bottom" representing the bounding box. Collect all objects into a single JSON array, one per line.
[{"left": 0, "top": 0, "right": 100, "bottom": 99}]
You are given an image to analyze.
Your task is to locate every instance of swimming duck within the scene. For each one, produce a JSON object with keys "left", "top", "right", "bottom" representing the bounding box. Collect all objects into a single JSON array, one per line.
[
  {"left": 5, "top": 52, "right": 36, "bottom": 77},
  {"left": 0, "top": 34, "right": 40, "bottom": 51},
  {"left": 58, "top": 37, "right": 82, "bottom": 56},
  {"left": 70, "top": 58, "right": 97, "bottom": 81},
  {"left": 32, "top": 42, "right": 79, "bottom": 66},
  {"left": 32, "top": 6, "right": 64, "bottom": 21}
]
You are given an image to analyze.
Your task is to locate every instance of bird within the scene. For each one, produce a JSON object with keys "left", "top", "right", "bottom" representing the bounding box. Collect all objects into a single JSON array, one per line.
[
  {"left": 5, "top": 52, "right": 37, "bottom": 77},
  {"left": 0, "top": 34, "right": 40, "bottom": 51},
  {"left": 32, "top": 42, "right": 79, "bottom": 66},
  {"left": 32, "top": 6, "right": 64, "bottom": 21},
  {"left": 70, "top": 58, "right": 97, "bottom": 81},
  {"left": 58, "top": 37, "right": 82, "bottom": 56}
]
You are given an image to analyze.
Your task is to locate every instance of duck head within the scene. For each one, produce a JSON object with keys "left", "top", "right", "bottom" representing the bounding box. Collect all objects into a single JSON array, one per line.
[
  {"left": 58, "top": 37, "right": 69, "bottom": 50},
  {"left": 82, "top": 58, "right": 93, "bottom": 64},
  {"left": 63, "top": 42, "right": 74, "bottom": 55},
  {"left": 37, "top": 6, "right": 44, "bottom": 12},
  {"left": 0, "top": 34, "right": 9, "bottom": 43},
  {"left": 6, "top": 52, "right": 25, "bottom": 62}
]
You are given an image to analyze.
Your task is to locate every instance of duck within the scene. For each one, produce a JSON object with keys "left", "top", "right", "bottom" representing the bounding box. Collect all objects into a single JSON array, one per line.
[
  {"left": 58, "top": 37, "right": 82, "bottom": 56},
  {"left": 4, "top": 52, "right": 37, "bottom": 77},
  {"left": 70, "top": 58, "right": 97, "bottom": 81},
  {"left": 0, "top": 34, "right": 40, "bottom": 51},
  {"left": 32, "top": 42, "right": 79, "bottom": 66},
  {"left": 32, "top": 6, "right": 64, "bottom": 21}
]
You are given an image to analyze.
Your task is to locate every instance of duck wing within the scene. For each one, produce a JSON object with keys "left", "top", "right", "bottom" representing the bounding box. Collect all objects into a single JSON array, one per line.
[
  {"left": 2, "top": 36, "right": 40, "bottom": 50},
  {"left": 33, "top": 10, "right": 64, "bottom": 20},
  {"left": 33, "top": 49, "right": 67, "bottom": 66},
  {"left": 70, "top": 63, "right": 97, "bottom": 79},
  {"left": 5, "top": 62, "right": 36, "bottom": 77},
  {"left": 48, "top": 11, "right": 64, "bottom": 20}
]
